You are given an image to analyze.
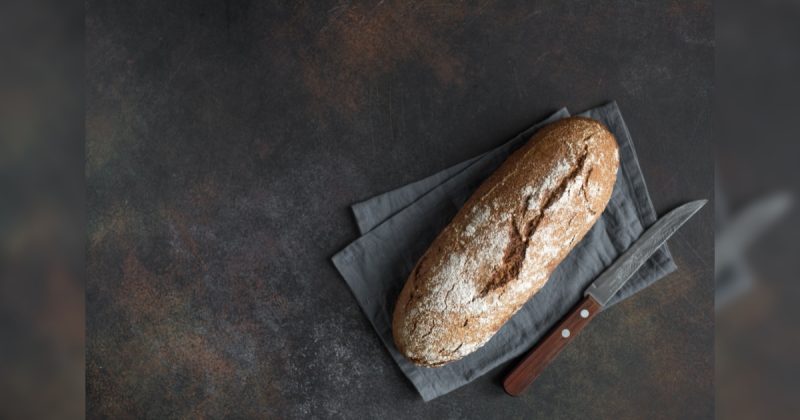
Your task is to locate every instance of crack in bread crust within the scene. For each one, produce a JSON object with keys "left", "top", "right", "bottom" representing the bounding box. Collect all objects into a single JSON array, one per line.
[{"left": 479, "top": 146, "right": 589, "bottom": 297}]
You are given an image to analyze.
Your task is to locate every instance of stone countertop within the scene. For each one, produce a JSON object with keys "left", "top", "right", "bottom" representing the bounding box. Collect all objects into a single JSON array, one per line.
[{"left": 86, "top": 1, "right": 713, "bottom": 418}]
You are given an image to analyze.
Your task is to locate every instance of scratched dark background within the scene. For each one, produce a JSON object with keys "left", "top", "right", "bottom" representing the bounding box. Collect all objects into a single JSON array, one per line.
[{"left": 86, "top": 1, "right": 713, "bottom": 418}]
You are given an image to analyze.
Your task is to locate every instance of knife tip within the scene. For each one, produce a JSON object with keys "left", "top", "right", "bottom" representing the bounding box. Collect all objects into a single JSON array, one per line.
[{"left": 690, "top": 198, "right": 709, "bottom": 210}]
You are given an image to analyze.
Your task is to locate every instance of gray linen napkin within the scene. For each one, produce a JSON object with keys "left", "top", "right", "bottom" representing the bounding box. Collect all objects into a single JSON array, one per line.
[{"left": 331, "top": 102, "right": 676, "bottom": 401}]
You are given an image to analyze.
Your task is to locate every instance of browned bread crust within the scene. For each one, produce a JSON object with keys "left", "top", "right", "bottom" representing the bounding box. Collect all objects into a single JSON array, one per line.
[{"left": 392, "top": 117, "right": 619, "bottom": 367}]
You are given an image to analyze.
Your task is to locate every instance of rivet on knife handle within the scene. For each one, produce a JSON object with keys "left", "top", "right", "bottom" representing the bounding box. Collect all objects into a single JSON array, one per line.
[{"left": 502, "top": 296, "right": 602, "bottom": 396}]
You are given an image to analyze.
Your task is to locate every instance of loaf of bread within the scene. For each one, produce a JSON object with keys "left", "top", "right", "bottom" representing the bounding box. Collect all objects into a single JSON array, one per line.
[{"left": 392, "top": 117, "right": 619, "bottom": 367}]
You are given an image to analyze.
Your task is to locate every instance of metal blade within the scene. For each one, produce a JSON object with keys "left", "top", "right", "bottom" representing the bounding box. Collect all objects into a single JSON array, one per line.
[{"left": 585, "top": 199, "right": 707, "bottom": 307}]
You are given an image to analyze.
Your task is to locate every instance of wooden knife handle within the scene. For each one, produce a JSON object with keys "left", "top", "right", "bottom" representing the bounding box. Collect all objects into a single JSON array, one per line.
[{"left": 503, "top": 295, "right": 603, "bottom": 396}]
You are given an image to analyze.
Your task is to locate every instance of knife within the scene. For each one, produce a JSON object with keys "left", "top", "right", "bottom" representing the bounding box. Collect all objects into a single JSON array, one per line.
[{"left": 503, "top": 199, "right": 707, "bottom": 396}]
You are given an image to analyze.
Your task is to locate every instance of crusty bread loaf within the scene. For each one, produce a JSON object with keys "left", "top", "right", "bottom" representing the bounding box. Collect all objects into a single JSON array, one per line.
[{"left": 392, "top": 117, "right": 619, "bottom": 367}]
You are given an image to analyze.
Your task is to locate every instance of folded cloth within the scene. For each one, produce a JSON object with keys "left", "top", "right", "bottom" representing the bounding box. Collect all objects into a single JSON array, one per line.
[{"left": 331, "top": 102, "right": 676, "bottom": 401}]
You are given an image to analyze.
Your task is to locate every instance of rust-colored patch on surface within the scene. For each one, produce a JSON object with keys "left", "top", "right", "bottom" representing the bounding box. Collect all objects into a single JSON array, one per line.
[
  {"left": 118, "top": 252, "right": 180, "bottom": 321},
  {"left": 666, "top": 0, "right": 709, "bottom": 17},
  {"left": 275, "top": 1, "right": 477, "bottom": 115},
  {"left": 115, "top": 252, "right": 236, "bottom": 390},
  {"left": 87, "top": 171, "right": 296, "bottom": 416}
]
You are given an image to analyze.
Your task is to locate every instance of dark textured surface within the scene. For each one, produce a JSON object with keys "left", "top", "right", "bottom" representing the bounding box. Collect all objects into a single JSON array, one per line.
[{"left": 86, "top": 1, "right": 713, "bottom": 418}]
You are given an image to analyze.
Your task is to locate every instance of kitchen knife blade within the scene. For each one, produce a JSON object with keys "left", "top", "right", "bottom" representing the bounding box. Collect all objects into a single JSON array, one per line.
[
  {"left": 585, "top": 199, "right": 707, "bottom": 307},
  {"left": 503, "top": 199, "right": 707, "bottom": 396}
]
